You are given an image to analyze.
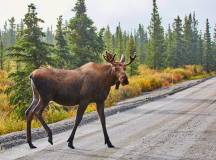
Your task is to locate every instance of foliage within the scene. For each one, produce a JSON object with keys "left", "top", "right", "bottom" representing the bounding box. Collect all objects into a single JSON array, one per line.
[
  {"left": 146, "top": 0, "right": 165, "bottom": 69},
  {"left": 172, "top": 16, "right": 184, "bottom": 67},
  {"left": 136, "top": 24, "right": 148, "bottom": 64},
  {"left": 204, "top": 19, "right": 214, "bottom": 72},
  {"left": 0, "top": 35, "right": 4, "bottom": 70},
  {"left": 103, "top": 25, "right": 113, "bottom": 52},
  {"left": 54, "top": 15, "right": 71, "bottom": 68},
  {"left": 67, "top": 0, "right": 104, "bottom": 67},
  {"left": 6, "top": 4, "right": 52, "bottom": 118}
]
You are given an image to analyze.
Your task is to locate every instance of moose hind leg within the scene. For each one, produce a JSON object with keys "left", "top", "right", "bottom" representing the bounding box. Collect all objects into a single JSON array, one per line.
[
  {"left": 34, "top": 100, "right": 53, "bottom": 145},
  {"left": 67, "top": 102, "right": 88, "bottom": 149},
  {"left": 26, "top": 99, "right": 39, "bottom": 149},
  {"left": 96, "top": 102, "right": 114, "bottom": 148}
]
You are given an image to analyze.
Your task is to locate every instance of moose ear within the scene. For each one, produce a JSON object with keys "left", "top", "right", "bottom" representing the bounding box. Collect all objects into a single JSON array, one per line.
[{"left": 120, "top": 54, "right": 125, "bottom": 63}]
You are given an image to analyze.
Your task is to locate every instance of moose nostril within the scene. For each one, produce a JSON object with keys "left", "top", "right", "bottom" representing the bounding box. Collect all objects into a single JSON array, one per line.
[{"left": 120, "top": 76, "right": 126, "bottom": 81}]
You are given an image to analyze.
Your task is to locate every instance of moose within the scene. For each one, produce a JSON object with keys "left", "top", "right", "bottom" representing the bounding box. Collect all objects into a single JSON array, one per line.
[{"left": 25, "top": 52, "right": 136, "bottom": 149}]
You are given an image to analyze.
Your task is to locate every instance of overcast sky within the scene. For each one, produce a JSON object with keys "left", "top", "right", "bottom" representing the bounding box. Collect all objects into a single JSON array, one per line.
[{"left": 0, "top": 0, "right": 215, "bottom": 33}]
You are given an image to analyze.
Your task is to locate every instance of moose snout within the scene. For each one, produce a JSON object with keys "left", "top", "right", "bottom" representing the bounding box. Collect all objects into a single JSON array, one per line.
[{"left": 119, "top": 75, "right": 129, "bottom": 85}]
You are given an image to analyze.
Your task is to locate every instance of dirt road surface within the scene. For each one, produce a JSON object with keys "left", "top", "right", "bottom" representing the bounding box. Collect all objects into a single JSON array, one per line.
[{"left": 1, "top": 77, "right": 216, "bottom": 160}]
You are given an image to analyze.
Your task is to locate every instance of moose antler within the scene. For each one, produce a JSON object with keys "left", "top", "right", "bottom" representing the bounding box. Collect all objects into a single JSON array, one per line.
[
  {"left": 126, "top": 53, "right": 136, "bottom": 66},
  {"left": 120, "top": 54, "right": 125, "bottom": 63},
  {"left": 103, "top": 51, "right": 116, "bottom": 64}
]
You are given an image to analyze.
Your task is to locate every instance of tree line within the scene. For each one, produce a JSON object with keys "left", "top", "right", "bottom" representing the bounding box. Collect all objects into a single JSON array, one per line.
[
  {"left": 103, "top": 0, "right": 216, "bottom": 72},
  {"left": 0, "top": 0, "right": 215, "bottom": 117}
]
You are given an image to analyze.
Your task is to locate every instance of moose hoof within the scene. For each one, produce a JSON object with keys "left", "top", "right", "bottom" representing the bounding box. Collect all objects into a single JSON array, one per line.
[
  {"left": 107, "top": 143, "right": 115, "bottom": 148},
  {"left": 105, "top": 141, "right": 115, "bottom": 148},
  {"left": 29, "top": 143, "right": 37, "bottom": 149},
  {"left": 48, "top": 138, "right": 53, "bottom": 145},
  {"left": 68, "top": 142, "right": 75, "bottom": 149}
]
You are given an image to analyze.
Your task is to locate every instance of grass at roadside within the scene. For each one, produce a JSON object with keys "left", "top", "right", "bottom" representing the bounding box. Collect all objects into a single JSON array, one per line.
[{"left": 0, "top": 65, "right": 212, "bottom": 135}]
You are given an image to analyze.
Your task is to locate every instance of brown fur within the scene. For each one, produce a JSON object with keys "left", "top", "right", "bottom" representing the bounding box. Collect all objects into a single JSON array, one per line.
[{"left": 31, "top": 63, "right": 116, "bottom": 105}]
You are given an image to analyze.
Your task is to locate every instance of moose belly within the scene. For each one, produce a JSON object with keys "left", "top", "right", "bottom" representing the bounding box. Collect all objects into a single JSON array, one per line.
[{"left": 53, "top": 90, "right": 80, "bottom": 106}]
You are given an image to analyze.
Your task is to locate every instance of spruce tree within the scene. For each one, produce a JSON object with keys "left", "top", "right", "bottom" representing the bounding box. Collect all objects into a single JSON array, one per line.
[
  {"left": 197, "top": 32, "right": 204, "bottom": 65},
  {"left": 172, "top": 16, "right": 184, "bottom": 67},
  {"left": 3, "top": 21, "right": 9, "bottom": 47},
  {"left": 8, "top": 17, "right": 16, "bottom": 46},
  {"left": 0, "top": 32, "right": 4, "bottom": 70},
  {"left": 115, "top": 23, "right": 123, "bottom": 58},
  {"left": 136, "top": 24, "right": 147, "bottom": 64},
  {"left": 46, "top": 26, "right": 54, "bottom": 44},
  {"left": 214, "top": 25, "right": 216, "bottom": 44},
  {"left": 165, "top": 24, "right": 174, "bottom": 67},
  {"left": 103, "top": 25, "right": 113, "bottom": 52},
  {"left": 204, "top": 19, "right": 213, "bottom": 72},
  {"left": 122, "top": 31, "right": 128, "bottom": 56},
  {"left": 54, "top": 15, "right": 70, "bottom": 68},
  {"left": 183, "top": 14, "right": 193, "bottom": 64},
  {"left": 6, "top": 3, "right": 52, "bottom": 118},
  {"left": 67, "top": 0, "right": 104, "bottom": 67},
  {"left": 192, "top": 13, "right": 199, "bottom": 64},
  {"left": 146, "top": 0, "right": 165, "bottom": 69}
]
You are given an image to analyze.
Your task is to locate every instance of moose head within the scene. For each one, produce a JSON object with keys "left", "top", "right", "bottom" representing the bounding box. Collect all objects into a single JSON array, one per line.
[{"left": 103, "top": 51, "right": 136, "bottom": 89}]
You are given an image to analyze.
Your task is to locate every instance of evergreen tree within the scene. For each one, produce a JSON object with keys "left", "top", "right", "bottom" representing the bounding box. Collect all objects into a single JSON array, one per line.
[
  {"left": 204, "top": 19, "right": 213, "bottom": 72},
  {"left": 0, "top": 32, "right": 4, "bottom": 70},
  {"left": 165, "top": 24, "right": 174, "bottom": 67},
  {"left": 197, "top": 32, "right": 204, "bottom": 65},
  {"left": 183, "top": 14, "right": 193, "bottom": 64},
  {"left": 8, "top": 17, "right": 16, "bottom": 46},
  {"left": 146, "top": 0, "right": 165, "bottom": 69},
  {"left": 192, "top": 12, "right": 199, "bottom": 64},
  {"left": 136, "top": 24, "right": 147, "bottom": 64},
  {"left": 112, "top": 34, "right": 115, "bottom": 53},
  {"left": 214, "top": 25, "right": 216, "bottom": 44},
  {"left": 115, "top": 23, "right": 123, "bottom": 58},
  {"left": 15, "top": 20, "right": 25, "bottom": 71},
  {"left": 54, "top": 15, "right": 70, "bottom": 68},
  {"left": 172, "top": 16, "right": 184, "bottom": 67},
  {"left": 122, "top": 31, "right": 128, "bottom": 56},
  {"left": 103, "top": 25, "right": 113, "bottom": 52},
  {"left": 2, "top": 21, "right": 9, "bottom": 47},
  {"left": 67, "top": 0, "right": 104, "bottom": 67},
  {"left": 6, "top": 3, "right": 52, "bottom": 118},
  {"left": 46, "top": 26, "right": 54, "bottom": 44}
]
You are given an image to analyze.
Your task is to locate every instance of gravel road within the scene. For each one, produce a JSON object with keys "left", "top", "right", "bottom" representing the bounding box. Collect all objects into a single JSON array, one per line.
[{"left": 1, "top": 77, "right": 216, "bottom": 160}]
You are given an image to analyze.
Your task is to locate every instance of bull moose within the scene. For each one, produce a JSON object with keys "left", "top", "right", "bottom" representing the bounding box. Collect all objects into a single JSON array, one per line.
[{"left": 25, "top": 52, "right": 136, "bottom": 149}]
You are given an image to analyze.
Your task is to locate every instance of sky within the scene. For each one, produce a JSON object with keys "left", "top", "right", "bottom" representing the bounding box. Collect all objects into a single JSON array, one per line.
[{"left": 0, "top": 0, "right": 215, "bottom": 33}]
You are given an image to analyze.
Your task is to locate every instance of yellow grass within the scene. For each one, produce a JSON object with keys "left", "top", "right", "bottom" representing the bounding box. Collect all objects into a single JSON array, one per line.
[{"left": 0, "top": 65, "right": 210, "bottom": 135}]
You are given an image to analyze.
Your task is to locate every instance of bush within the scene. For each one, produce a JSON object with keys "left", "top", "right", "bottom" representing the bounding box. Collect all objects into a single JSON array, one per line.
[{"left": 44, "top": 103, "right": 69, "bottom": 124}]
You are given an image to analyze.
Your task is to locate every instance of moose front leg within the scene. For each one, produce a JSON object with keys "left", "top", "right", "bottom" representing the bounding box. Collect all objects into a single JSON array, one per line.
[
  {"left": 96, "top": 102, "right": 114, "bottom": 148},
  {"left": 67, "top": 102, "right": 88, "bottom": 149}
]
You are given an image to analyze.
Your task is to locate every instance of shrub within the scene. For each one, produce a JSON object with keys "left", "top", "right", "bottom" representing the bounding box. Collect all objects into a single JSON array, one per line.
[{"left": 44, "top": 103, "right": 69, "bottom": 124}]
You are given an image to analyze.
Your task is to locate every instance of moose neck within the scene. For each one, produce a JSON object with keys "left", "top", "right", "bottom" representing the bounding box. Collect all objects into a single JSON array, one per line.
[{"left": 106, "top": 64, "right": 118, "bottom": 87}]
